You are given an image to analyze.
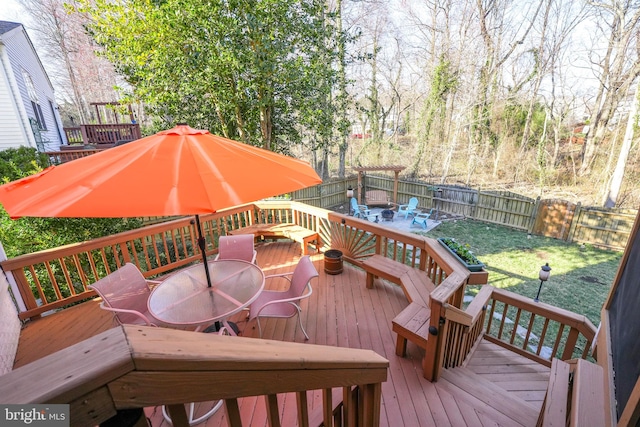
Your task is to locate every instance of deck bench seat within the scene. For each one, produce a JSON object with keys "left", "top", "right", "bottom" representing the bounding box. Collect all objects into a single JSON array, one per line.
[
  {"left": 361, "top": 255, "right": 410, "bottom": 289},
  {"left": 393, "top": 269, "right": 435, "bottom": 357},
  {"left": 229, "top": 223, "right": 320, "bottom": 255},
  {"left": 399, "top": 268, "right": 434, "bottom": 306},
  {"left": 361, "top": 255, "right": 437, "bottom": 359},
  {"left": 392, "top": 302, "right": 431, "bottom": 356}
]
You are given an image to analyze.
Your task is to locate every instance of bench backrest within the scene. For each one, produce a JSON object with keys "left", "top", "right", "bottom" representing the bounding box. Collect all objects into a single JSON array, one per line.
[{"left": 366, "top": 190, "right": 390, "bottom": 206}]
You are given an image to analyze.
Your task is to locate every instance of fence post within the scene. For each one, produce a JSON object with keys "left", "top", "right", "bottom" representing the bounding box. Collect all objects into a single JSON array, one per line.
[
  {"left": 79, "top": 125, "right": 89, "bottom": 145},
  {"left": 567, "top": 202, "right": 582, "bottom": 243},
  {"left": 471, "top": 187, "right": 480, "bottom": 220},
  {"left": 527, "top": 196, "right": 541, "bottom": 235}
]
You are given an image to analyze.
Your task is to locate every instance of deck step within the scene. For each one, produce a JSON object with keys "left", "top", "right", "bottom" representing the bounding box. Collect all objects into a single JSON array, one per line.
[
  {"left": 439, "top": 366, "right": 540, "bottom": 427},
  {"left": 540, "top": 358, "right": 605, "bottom": 427}
]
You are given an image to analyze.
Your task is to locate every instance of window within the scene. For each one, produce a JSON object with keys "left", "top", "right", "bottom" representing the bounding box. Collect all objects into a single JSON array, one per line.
[{"left": 21, "top": 70, "right": 47, "bottom": 130}]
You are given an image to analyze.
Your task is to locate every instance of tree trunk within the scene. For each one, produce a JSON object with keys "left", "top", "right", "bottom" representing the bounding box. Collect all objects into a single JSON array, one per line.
[
  {"left": 336, "top": 0, "right": 348, "bottom": 178},
  {"left": 603, "top": 82, "right": 638, "bottom": 207}
]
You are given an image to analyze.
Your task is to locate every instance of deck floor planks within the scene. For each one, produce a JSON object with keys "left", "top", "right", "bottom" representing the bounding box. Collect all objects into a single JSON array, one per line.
[
  {"left": 14, "top": 241, "right": 552, "bottom": 427},
  {"left": 13, "top": 297, "right": 113, "bottom": 368},
  {"left": 434, "top": 381, "right": 471, "bottom": 426},
  {"left": 370, "top": 275, "right": 446, "bottom": 426},
  {"left": 439, "top": 368, "right": 540, "bottom": 426},
  {"left": 359, "top": 275, "right": 409, "bottom": 425},
  {"left": 322, "top": 257, "right": 339, "bottom": 349}
]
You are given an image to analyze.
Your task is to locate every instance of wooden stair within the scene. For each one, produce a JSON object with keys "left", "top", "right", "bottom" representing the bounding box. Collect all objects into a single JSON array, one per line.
[
  {"left": 539, "top": 358, "right": 606, "bottom": 427},
  {"left": 437, "top": 366, "right": 542, "bottom": 426}
]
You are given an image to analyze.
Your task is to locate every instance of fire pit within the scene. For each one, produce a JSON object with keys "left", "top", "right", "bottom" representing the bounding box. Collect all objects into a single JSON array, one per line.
[{"left": 380, "top": 209, "right": 395, "bottom": 222}]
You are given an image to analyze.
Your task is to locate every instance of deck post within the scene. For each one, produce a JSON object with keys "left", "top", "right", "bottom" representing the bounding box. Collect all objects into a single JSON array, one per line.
[{"left": 423, "top": 300, "right": 446, "bottom": 381}]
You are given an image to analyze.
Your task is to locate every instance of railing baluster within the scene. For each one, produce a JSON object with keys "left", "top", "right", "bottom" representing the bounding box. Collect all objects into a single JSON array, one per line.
[
  {"left": 537, "top": 318, "right": 550, "bottom": 356},
  {"left": 265, "top": 394, "right": 281, "bottom": 427},
  {"left": 561, "top": 328, "right": 580, "bottom": 360},
  {"left": 165, "top": 404, "right": 189, "bottom": 427},
  {"left": 160, "top": 232, "right": 170, "bottom": 262},
  {"left": 150, "top": 234, "right": 160, "bottom": 267},
  {"left": 486, "top": 298, "right": 496, "bottom": 333},
  {"left": 22, "top": 267, "right": 41, "bottom": 309},
  {"left": 44, "top": 261, "right": 61, "bottom": 301},
  {"left": 323, "top": 388, "right": 333, "bottom": 427},
  {"left": 510, "top": 308, "right": 522, "bottom": 344},
  {"left": 297, "top": 390, "right": 309, "bottom": 427},
  {"left": 71, "top": 254, "right": 87, "bottom": 290},
  {"left": 522, "top": 313, "right": 536, "bottom": 350},
  {"left": 59, "top": 258, "right": 74, "bottom": 296},
  {"left": 225, "top": 398, "right": 242, "bottom": 427},
  {"left": 551, "top": 324, "right": 565, "bottom": 358},
  {"left": 497, "top": 303, "right": 509, "bottom": 340}
]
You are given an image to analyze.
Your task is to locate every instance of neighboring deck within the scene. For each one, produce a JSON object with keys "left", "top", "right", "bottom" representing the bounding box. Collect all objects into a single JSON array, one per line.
[{"left": 15, "top": 241, "right": 549, "bottom": 426}]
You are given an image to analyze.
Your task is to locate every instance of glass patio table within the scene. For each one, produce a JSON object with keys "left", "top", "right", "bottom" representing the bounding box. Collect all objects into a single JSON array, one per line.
[
  {"left": 148, "top": 259, "right": 265, "bottom": 426},
  {"left": 148, "top": 259, "right": 265, "bottom": 331}
]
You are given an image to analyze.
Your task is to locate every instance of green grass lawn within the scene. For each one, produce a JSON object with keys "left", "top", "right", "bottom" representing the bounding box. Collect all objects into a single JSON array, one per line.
[{"left": 419, "top": 219, "right": 623, "bottom": 326}]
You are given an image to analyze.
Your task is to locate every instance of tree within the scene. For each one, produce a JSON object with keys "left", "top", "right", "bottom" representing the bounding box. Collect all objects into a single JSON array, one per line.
[
  {"left": 334, "top": 0, "right": 351, "bottom": 178},
  {"left": 76, "top": 0, "right": 339, "bottom": 153},
  {"left": 603, "top": 80, "right": 639, "bottom": 207},
  {"left": 18, "top": 0, "right": 121, "bottom": 124},
  {"left": 580, "top": 1, "right": 640, "bottom": 176}
]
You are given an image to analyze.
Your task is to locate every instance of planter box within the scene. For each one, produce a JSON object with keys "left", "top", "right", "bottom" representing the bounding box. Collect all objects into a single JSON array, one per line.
[{"left": 437, "top": 238, "right": 486, "bottom": 272}]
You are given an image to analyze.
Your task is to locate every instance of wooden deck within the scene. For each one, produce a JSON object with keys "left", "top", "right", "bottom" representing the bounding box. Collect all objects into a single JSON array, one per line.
[{"left": 14, "top": 241, "right": 549, "bottom": 426}]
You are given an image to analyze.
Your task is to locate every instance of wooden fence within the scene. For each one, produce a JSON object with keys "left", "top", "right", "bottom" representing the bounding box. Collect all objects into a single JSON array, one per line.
[
  {"left": 291, "top": 176, "right": 636, "bottom": 251},
  {"left": 31, "top": 148, "right": 635, "bottom": 251}
]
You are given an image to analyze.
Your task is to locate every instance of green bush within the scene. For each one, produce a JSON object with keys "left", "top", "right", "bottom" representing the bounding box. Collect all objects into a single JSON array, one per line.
[{"left": 0, "top": 147, "right": 50, "bottom": 182}]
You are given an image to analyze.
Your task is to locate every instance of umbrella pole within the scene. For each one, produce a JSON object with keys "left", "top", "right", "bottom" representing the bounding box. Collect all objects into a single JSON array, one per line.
[{"left": 195, "top": 215, "right": 213, "bottom": 288}]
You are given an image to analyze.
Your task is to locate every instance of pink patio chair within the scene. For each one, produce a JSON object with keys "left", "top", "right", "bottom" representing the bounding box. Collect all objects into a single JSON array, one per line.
[
  {"left": 248, "top": 255, "right": 318, "bottom": 340},
  {"left": 88, "top": 263, "right": 161, "bottom": 327},
  {"left": 215, "top": 234, "right": 257, "bottom": 264}
]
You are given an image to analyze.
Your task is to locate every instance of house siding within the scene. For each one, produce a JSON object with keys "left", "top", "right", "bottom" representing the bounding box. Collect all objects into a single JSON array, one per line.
[
  {"left": 0, "top": 43, "right": 31, "bottom": 151},
  {"left": 0, "top": 22, "right": 66, "bottom": 151}
]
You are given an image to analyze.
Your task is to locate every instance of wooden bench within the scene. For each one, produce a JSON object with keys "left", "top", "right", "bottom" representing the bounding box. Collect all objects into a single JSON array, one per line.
[
  {"left": 365, "top": 190, "right": 390, "bottom": 206},
  {"left": 361, "top": 255, "right": 410, "bottom": 289},
  {"left": 361, "top": 255, "right": 435, "bottom": 358},
  {"left": 229, "top": 223, "right": 320, "bottom": 255},
  {"left": 392, "top": 269, "right": 434, "bottom": 357},
  {"left": 391, "top": 302, "right": 430, "bottom": 357}
]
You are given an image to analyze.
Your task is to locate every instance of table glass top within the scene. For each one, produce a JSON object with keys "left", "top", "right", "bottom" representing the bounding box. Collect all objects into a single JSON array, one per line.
[{"left": 148, "top": 260, "right": 264, "bottom": 326}]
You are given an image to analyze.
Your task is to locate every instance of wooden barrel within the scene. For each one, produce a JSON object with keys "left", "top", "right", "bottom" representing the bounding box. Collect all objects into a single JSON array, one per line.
[{"left": 324, "top": 249, "right": 344, "bottom": 275}]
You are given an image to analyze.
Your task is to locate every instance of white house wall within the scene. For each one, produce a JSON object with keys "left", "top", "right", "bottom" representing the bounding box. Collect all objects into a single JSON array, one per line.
[
  {"left": 0, "top": 23, "right": 66, "bottom": 151},
  {"left": 0, "top": 42, "right": 33, "bottom": 151}
]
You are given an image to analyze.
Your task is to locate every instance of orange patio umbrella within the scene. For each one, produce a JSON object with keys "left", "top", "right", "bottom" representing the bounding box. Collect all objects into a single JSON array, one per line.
[{"left": 0, "top": 124, "right": 322, "bottom": 286}]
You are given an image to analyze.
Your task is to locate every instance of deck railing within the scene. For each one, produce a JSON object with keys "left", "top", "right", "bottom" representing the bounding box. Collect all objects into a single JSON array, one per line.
[
  {"left": 1, "top": 325, "right": 388, "bottom": 427},
  {"left": 63, "top": 127, "right": 84, "bottom": 144},
  {"left": 483, "top": 287, "right": 597, "bottom": 364},
  {"left": 80, "top": 123, "right": 141, "bottom": 144},
  {"left": 45, "top": 148, "right": 106, "bottom": 164},
  {"left": 431, "top": 285, "right": 597, "bottom": 378},
  {"left": 2, "top": 200, "right": 595, "bottom": 383}
]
